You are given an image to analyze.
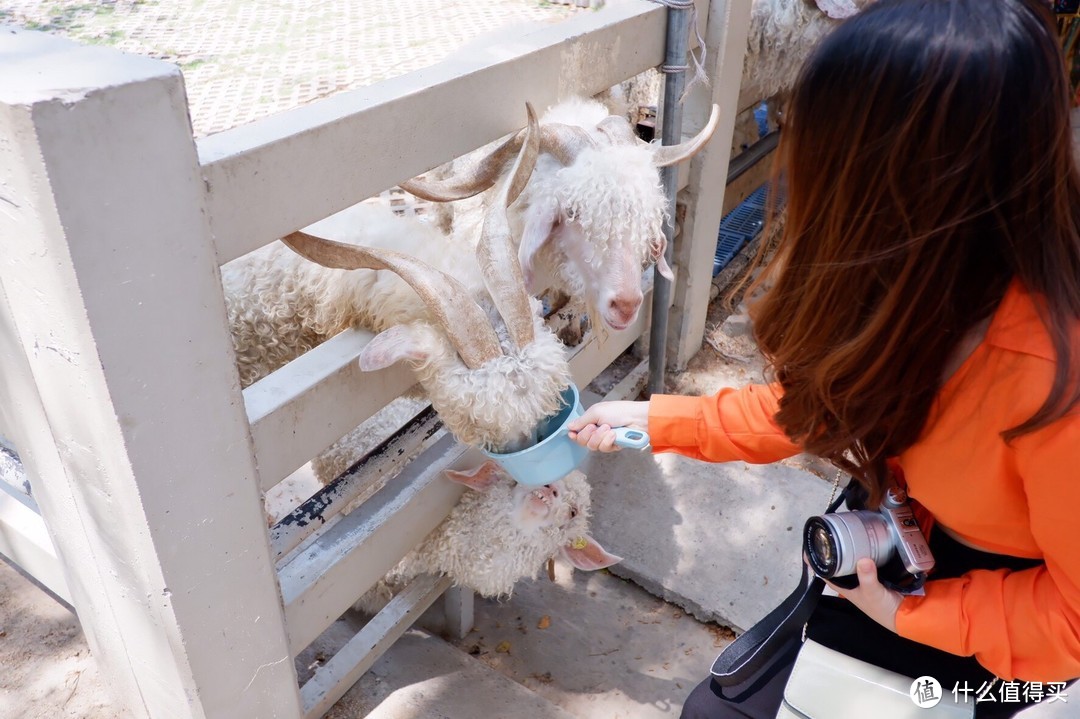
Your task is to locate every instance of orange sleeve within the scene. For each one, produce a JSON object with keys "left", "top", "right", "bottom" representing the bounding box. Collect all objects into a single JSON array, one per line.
[
  {"left": 648, "top": 383, "right": 802, "bottom": 463},
  {"left": 895, "top": 416, "right": 1080, "bottom": 682}
]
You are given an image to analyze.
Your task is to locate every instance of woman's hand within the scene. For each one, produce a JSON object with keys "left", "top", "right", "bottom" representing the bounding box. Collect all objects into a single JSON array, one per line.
[
  {"left": 567, "top": 400, "right": 650, "bottom": 453},
  {"left": 826, "top": 558, "right": 904, "bottom": 632}
]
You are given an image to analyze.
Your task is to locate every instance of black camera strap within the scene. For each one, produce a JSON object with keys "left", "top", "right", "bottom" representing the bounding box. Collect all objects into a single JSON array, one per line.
[{"left": 710, "top": 488, "right": 849, "bottom": 686}]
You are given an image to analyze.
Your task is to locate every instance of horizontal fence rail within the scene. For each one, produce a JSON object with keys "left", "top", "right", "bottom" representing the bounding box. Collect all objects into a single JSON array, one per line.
[
  {"left": 197, "top": 0, "right": 693, "bottom": 265},
  {"left": 300, "top": 573, "right": 452, "bottom": 719},
  {"left": 243, "top": 328, "right": 417, "bottom": 491},
  {"left": 270, "top": 406, "right": 445, "bottom": 562},
  {"left": 279, "top": 433, "right": 472, "bottom": 655}
]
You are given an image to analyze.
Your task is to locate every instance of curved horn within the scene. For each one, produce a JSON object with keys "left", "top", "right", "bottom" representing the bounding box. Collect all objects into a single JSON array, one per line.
[
  {"left": 596, "top": 115, "right": 643, "bottom": 146},
  {"left": 399, "top": 110, "right": 596, "bottom": 202},
  {"left": 506, "top": 103, "right": 540, "bottom": 205},
  {"left": 651, "top": 104, "right": 721, "bottom": 168},
  {"left": 538, "top": 123, "right": 596, "bottom": 166},
  {"left": 399, "top": 130, "right": 524, "bottom": 203},
  {"left": 475, "top": 102, "right": 541, "bottom": 350},
  {"left": 280, "top": 232, "right": 503, "bottom": 369}
]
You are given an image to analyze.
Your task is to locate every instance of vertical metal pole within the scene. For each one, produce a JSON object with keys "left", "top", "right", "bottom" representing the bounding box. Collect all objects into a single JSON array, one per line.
[{"left": 647, "top": 2, "right": 694, "bottom": 396}]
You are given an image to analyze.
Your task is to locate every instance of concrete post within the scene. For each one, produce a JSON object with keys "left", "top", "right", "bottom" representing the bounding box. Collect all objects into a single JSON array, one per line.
[
  {"left": 0, "top": 28, "right": 303, "bottom": 718},
  {"left": 668, "top": 0, "right": 754, "bottom": 370}
]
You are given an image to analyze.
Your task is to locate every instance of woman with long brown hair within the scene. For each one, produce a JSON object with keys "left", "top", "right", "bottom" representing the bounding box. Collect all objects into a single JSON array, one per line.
[{"left": 570, "top": 0, "right": 1080, "bottom": 716}]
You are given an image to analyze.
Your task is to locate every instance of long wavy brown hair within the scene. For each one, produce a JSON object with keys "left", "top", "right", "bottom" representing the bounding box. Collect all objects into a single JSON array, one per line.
[{"left": 751, "top": 0, "right": 1080, "bottom": 504}]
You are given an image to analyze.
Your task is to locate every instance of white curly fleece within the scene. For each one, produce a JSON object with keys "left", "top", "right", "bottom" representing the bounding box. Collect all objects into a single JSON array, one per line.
[{"left": 355, "top": 469, "right": 593, "bottom": 614}]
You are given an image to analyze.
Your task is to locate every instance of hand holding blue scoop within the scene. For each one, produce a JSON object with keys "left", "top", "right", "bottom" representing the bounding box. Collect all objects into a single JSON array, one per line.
[{"left": 481, "top": 385, "right": 650, "bottom": 486}]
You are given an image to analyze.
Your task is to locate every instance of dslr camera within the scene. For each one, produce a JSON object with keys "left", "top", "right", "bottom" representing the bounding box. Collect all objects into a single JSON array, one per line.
[{"left": 803, "top": 487, "right": 934, "bottom": 593}]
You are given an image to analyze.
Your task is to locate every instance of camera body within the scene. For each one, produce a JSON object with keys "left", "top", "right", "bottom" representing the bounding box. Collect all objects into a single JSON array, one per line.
[{"left": 803, "top": 487, "right": 934, "bottom": 593}]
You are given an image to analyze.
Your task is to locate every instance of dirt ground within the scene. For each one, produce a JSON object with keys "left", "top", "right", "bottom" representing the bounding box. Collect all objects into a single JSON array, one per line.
[{"left": 0, "top": 562, "right": 116, "bottom": 719}]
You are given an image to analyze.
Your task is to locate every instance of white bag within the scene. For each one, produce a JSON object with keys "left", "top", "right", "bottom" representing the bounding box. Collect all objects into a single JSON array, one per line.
[{"left": 778, "top": 639, "right": 975, "bottom": 719}]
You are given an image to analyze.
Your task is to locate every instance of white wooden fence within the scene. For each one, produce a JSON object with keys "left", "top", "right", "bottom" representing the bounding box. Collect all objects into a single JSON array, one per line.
[{"left": 0, "top": 1, "right": 751, "bottom": 717}]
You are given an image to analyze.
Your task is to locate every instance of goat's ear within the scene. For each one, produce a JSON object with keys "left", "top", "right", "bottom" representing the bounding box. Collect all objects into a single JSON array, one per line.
[
  {"left": 519, "top": 198, "right": 558, "bottom": 291},
  {"left": 656, "top": 253, "right": 674, "bottom": 281},
  {"left": 358, "top": 325, "right": 428, "bottom": 371},
  {"left": 653, "top": 235, "right": 675, "bottom": 281},
  {"left": 559, "top": 535, "right": 622, "bottom": 571},
  {"left": 444, "top": 460, "right": 503, "bottom": 492}
]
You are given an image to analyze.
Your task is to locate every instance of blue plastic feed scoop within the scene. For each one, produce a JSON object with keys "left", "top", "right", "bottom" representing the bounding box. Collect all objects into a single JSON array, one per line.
[{"left": 482, "top": 384, "right": 651, "bottom": 486}]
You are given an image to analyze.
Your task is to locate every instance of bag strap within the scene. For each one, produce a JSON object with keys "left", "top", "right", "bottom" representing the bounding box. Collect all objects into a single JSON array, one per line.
[
  {"left": 710, "top": 487, "right": 849, "bottom": 686},
  {"left": 710, "top": 564, "right": 825, "bottom": 685}
]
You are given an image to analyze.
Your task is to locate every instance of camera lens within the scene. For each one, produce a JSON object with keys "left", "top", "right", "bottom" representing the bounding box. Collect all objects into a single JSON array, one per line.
[
  {"left": 805, "top": 518, "right": 838, "bottom": 576},
  {"left": 803, "top": 511, "right": 893, "bottom": 578}
]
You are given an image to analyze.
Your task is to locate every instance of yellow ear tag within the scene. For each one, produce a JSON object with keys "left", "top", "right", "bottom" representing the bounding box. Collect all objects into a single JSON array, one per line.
[{"left": 571, "top": 537, "right": 588, "bottom": 550}]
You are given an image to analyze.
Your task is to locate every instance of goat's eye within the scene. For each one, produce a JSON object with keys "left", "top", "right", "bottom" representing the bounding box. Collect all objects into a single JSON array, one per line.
[{"left": 569, "top": 508, "right": 577, "bottom": 518}]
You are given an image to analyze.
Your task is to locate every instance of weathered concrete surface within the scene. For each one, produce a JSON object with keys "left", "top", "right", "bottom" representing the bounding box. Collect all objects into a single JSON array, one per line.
[
  {"left": 310, "top": 628, "right": 577, "bottom": 719},
  {"left": 582, "top": 447, "right": 833, "bottom": 633},
  {"left": 581, "top": 303, "right": 838, "bottom": 633},
  {"left": 448, "top": 562, "right": 735, "bottom": 719}
]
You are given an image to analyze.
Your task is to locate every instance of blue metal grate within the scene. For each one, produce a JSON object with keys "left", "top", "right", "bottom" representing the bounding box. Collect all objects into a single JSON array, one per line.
[
  {"left": 723, "top": 202, "right": 765, "bottom": 238},
  {"left": 713, "top": 228, "right": 750, "bottom": 275},
  {"left": 713, "top": 184, "right": 775, "bottom": 276},
  {"left": 742, "top": 184, "right": 770, "bottom": 211}
]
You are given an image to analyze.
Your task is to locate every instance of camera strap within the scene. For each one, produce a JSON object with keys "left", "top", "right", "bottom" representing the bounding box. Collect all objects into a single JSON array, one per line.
[{"left": 710, "top": 487, "right": 850, "bottom": 686}]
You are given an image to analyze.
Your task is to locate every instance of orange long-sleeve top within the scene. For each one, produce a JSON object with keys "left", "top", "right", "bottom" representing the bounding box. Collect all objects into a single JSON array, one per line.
[{"left": 648, "top": 282, "right": 1080, "bottom": 682}]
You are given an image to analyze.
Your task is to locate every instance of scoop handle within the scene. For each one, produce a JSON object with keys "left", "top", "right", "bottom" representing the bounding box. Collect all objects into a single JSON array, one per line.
[{"left": 612, "top": 427, "right": 650, "bottom": 450}]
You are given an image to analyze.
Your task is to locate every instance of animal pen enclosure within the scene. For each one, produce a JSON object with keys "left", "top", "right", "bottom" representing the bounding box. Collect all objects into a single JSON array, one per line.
[{"left": 0, "top": 1, "right": 752, "bottom": 717}]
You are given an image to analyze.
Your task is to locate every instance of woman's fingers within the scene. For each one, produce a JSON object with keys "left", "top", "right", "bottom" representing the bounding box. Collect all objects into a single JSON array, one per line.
[
  {"left": 587, "top": 424, "right": 611, "bottom": 451},
  {"left": 567, "top": 407, "right": 605, "bottom": 432},
  {"left": 570, "top": 423, "right": 622, "bottom": 452},
  {"left": 569, "top": 424, "right": 594, "bottom": 445},
  {"left": 568, "top": 401, "right": 649, "bottom": 452},
  {"left": 597, "top": 427, "right": 619, "bottom": 453}
]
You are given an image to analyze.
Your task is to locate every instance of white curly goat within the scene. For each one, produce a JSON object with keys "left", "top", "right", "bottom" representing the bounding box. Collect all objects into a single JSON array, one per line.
[
  {"left": 402, "top": 96, "right": 721, "bottom": 333},
  {"left": 354, "top": 461, "right": 620, "bottom": 614},
  {"left": 743, "top": 0, "right": 873, "bottom": 101},
  {"left": 224, "top": 110, "right": 572, "bottom": 473}
]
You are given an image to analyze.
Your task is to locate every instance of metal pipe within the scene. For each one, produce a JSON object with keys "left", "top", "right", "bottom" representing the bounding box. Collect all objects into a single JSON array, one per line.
[
  {"left": 647, "top": 2, "right": 694, "bottom": 397},
  {"left": 727, "top": 130, "right": 780, "bottom": 184}
]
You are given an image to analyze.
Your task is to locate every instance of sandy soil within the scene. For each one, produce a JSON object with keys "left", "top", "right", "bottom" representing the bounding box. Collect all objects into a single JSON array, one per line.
[{"left": 0, "top": 561, "right": 119, "bottom": 719}]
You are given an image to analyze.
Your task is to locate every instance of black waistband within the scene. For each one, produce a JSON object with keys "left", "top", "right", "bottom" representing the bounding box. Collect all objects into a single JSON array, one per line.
[{"left": 927, "top": 526, "right": 1044, "bottom": 580}]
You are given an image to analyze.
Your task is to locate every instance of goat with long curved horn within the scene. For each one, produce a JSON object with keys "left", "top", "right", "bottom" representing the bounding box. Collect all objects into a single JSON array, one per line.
[
  {"left": 475, "top": 103, "right": 541, "bottom": 350},
  {"left": 650, "top": 104, "right": 721, "bottom": 167},
  {"left": 279, "top": 233, "right": 503, "bottom": 370},
  {"left": 400, "top": 121, "right": 595, "bottom": 203},
  {"left": 427, "top": 98, "right": 724, "bottom": 336},
  {"left": 596, "top": 104, "right": 721, "bottom": 168}
]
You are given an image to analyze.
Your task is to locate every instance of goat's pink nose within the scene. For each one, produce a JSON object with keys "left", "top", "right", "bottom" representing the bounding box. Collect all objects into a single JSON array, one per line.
[{"left": 608, "top": 294, "right": 643, "bottom": 324}]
